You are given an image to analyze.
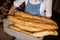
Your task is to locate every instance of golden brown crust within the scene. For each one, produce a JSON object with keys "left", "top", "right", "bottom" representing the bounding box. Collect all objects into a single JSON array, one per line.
[
  {"left": 14, "top": 23, "right": 44, "bottom": 32},
  {"left": 8, "top": 25, "right": 58, "bottom": 37},
  {"left": 14, "top": 15, "right": 55, "bottom": 25},
  {"left": 7, "top": 16, "right": 58, "bottom": 29},
  {"left": 15, "top": 11, "right": 57, "bottom": 25},
  {"left": 31, "top": 30, "right": 58, "bottom": 37},
  {"left": 8, "top": 25, "right": 32, "bottom": 35}
]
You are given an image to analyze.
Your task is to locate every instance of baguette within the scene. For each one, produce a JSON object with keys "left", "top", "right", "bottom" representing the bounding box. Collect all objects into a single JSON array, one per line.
[
  {"left": 7, "top": 16, "right": 58, "bottom": 29},
  {"left": 15, "top": 11, "right": 57, "bottom": 25},
  {"left": 14, "top": 23, "right": 44, "bottom": 32},
  {"left": 14, "top": 15, "right": 54, "bottom": 25},
  {"left": 14, "top": 15, "right": 46, "bottom": 23},
  {"left": 8, "top": 25, "right": 32, "bottom": 35},
  {"left": 31, "top": 30, "right": 58, "bottom": 37}
]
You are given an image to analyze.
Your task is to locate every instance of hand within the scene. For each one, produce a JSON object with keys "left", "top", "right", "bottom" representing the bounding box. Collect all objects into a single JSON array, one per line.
[
  {"left": 8, "top": 4, "right": 17, "bottom": 15},
  {"left": 8, "top": 11, "right": 13, "bottom": 15},
  {"left": 8, "top": 12, "right": 12, "bottom": 15}
]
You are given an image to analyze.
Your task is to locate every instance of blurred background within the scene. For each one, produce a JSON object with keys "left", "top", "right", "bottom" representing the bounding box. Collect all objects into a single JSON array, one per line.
[{"left": 0, "top": 0, "right": 60, "bottom": 40}]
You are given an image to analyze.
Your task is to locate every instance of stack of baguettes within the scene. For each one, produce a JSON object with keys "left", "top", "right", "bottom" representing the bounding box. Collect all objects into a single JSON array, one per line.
[{"left": 7, "top": 11, "right": 58, "bottom": 37}]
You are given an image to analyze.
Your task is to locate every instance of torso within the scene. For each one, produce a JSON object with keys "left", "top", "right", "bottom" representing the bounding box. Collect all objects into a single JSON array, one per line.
[{"left": 25, "top": 0, "right": 43, "bottom": 16}]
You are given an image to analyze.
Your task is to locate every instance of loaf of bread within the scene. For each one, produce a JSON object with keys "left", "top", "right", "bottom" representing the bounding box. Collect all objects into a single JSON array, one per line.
[
  {"left": 14, "top": 23, "right": 44, "bottom": 32},
  {"left": 31, "top": 30, "right": 58, "bottom": 37},
  {"left": 8, "top": 25, "right": 32, "bottom": 35},
  {"left": 8, "top": 25, "right": 58, "bottom": 37},
  {"left": 15, "top": 11, "right": 57, "bottom": 25},
  {"left": 14, "top": 15, "right": 53, "bottom": 25},
  {"left": 7, "top": 16, "right": 58, "bottom": 29}
]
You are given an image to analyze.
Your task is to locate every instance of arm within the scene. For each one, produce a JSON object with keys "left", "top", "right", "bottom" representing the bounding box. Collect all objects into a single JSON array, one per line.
[
  {"left": 8, "top": 4, "right": 17, "bottom": 15},
  {"left": 46, "top": 0, "right": 52, "bottom": 18},
  {"left": 8, "top": 0, "right": 25, "bottom": 15}
]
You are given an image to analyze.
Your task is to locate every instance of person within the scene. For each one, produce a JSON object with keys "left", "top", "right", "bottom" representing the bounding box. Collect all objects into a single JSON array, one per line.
[{"left": 8, "top": 0, "right": 52, "bottom": 40}]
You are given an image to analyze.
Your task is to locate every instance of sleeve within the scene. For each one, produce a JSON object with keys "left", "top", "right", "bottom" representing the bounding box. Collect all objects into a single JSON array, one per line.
[
  {"left": 45, "top": 0, "right": 52, "bottom": 17},
  {"left": 14, "top": 0, "right": 25, "bottom": 7}
]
